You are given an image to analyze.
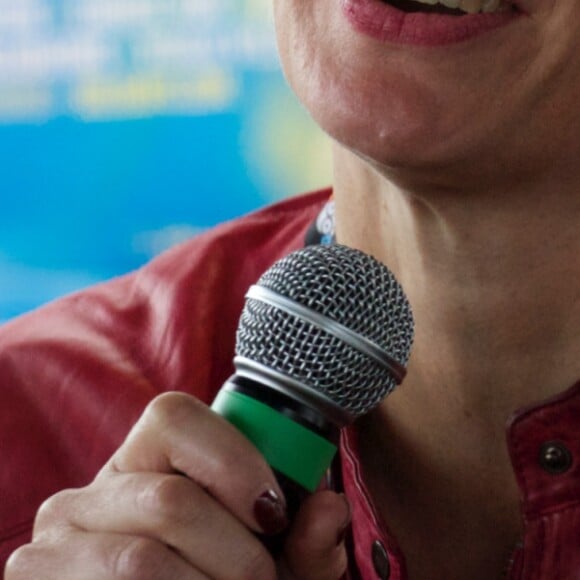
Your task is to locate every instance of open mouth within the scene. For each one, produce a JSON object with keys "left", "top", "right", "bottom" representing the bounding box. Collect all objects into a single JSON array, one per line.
[
  {"left": 342, "top": 0, "right": 522, "bottom": 46},
  {"left": 381, "top": 0, "right": 515, "bottom": 15}
]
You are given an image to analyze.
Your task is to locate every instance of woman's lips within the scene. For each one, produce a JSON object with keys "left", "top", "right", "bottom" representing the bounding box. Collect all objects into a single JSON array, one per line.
[{"left": 341, "top": 0, "right": 521, "bottom": 46}]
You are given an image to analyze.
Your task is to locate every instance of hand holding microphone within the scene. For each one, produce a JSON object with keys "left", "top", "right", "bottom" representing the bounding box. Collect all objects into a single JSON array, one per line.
[{"left": 5, "top": 245, "right": 413, "bottom": 580}]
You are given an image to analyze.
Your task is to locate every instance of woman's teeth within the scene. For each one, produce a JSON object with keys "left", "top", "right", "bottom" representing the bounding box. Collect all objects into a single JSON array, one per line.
[{"left": 409, "top": 0, "right": 508, "bottom": 13}]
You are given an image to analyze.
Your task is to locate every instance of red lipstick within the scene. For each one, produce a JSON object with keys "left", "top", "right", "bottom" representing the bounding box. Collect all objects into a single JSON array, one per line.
[{"left": 341, "top": 0, "right": 521, "bottom": 46}]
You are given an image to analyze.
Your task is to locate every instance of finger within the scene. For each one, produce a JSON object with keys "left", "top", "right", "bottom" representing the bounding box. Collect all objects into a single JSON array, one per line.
[
  {"left": 34, "top": 473, "right": 277, "bottom": 580},
  {"left": 5, "top": 530, "right": 209, "bottom": 580},
  {"left": 100, "top": 392, "right": 288, "bottom": 535},
  {"left": 280, "top": 491, "right": 351, "bottom": 580}
]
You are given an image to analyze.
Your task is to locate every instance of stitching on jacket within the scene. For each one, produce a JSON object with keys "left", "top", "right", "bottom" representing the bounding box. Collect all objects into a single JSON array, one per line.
[
  {"left": 526, "top": 500, "right": 580, "bottom": 520},
  {"left": 509, "top": 381, "right": 580, "bottom": 427}
]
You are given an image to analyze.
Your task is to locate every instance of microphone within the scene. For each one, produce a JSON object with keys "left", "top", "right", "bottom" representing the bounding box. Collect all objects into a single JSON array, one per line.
[{"left": 211, "top": 244, "right": 414, "bottom": 527}]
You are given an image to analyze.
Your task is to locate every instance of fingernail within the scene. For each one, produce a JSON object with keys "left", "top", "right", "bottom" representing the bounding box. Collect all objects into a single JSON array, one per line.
[
  {"left": 254, "top": 490, "right": 288, "bottom": 535},
  {"left": 336, "top": 494, "right": 352, "bottom": 546}
]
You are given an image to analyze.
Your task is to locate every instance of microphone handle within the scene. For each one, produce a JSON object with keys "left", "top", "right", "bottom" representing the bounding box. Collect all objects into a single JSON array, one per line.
[{"left": 211, "top": 375, "right": 340, "bottom": 555}]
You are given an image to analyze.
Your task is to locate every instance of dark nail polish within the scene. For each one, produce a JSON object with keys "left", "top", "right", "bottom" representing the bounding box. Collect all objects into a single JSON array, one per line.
[{"left": 254, "top": 490, "right": 288, "bottom": 535}]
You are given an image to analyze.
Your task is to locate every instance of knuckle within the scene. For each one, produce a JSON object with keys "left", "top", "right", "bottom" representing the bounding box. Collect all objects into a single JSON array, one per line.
[
  {"left": 112, "top": 537, "right": 165, "bottom": 579},
  {"left": 139, "top": 475, "right": 196, "bottom": 527},
  {"left": 144, "top": 392, "right": 201, "bottom": 428},
  {"left": 34, "top": 488, "right": 77, "bottom": 531},
  {"left": 235, "top": 544, "right": 276, "bottom": 580},
  {"left": 4, "top": 544, "right": 41, "bottom": 579}
]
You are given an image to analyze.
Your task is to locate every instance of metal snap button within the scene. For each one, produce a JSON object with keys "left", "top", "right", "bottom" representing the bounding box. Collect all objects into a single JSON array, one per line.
[
  {"left": 539, "top": 441, "right": 573, "bottom": 474},
  {"left": 372, "top": 540, "right": 391, "bottom": 579}
]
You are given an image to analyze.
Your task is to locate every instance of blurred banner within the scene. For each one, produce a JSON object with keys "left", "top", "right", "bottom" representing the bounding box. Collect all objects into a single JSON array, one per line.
[{"left": 0, "top": 0, "right": 332, "bottom": 322}]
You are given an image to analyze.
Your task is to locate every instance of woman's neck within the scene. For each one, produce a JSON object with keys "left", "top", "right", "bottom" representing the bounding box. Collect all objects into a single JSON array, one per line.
[
  {"left": 332, "top": 144, "right": 580, "bottom": 579},
  {"left": 333, "top": 145, "right": 580, "bottom": 419}
]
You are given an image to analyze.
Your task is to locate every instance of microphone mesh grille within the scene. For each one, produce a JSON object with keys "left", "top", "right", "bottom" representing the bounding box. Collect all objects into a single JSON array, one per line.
[{"left": 236, "top": 244, "right": 414, "bottom": 417}]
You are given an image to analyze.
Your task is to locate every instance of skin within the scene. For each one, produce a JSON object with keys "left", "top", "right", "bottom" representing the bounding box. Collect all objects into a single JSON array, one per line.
[
  {"left": 6, "top": 393, "right": 351, "bottom": 579},
  {"left": 274, "top": 0, "right": 580, "bottom": 578},
  {"left": 5, "top": 2, "right": 580, "bottom": 580}
]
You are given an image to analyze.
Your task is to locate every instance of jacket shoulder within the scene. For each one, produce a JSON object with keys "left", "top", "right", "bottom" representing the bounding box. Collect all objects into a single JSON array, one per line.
[{"left": 0, "top": 189, "right": 330, "bottom": 565}]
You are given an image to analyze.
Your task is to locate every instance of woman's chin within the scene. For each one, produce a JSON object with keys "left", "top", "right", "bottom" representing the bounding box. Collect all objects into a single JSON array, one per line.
[
  {"left": 324, "top": 116, "right": 465, "bottom": 177},
  {"left": 294, "top": 77, "right": 469, "bottom": 174}
]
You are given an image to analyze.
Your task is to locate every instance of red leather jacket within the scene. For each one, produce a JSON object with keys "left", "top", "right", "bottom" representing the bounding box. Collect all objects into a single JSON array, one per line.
[{"left": 1, "top": 190, "right": 579, "bottom": 579}]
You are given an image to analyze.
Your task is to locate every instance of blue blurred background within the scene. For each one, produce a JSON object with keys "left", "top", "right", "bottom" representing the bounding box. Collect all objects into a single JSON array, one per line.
[{"left": 0, "top": 0, "right": 332, "bottom": 323}]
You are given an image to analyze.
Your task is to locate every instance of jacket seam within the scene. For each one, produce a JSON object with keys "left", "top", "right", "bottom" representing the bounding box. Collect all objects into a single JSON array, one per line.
[{"left": 525, "top": 500, "right": 580, "bottom": 520}]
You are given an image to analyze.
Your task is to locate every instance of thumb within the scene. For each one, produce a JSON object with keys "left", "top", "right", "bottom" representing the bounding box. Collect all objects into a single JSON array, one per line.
[{"left": 279, "top": 491, "right": 351, "bottom": 580}]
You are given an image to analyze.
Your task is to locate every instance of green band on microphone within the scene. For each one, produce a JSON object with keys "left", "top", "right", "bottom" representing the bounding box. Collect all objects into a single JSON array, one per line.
[{"left": 212, "top": 389, "right": 337, "bottom": 492}]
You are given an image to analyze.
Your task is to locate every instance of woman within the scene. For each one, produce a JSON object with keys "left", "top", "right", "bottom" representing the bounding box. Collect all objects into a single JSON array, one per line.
[{"left": 3, "top": 1, "right": 579, "bottom": 578}]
